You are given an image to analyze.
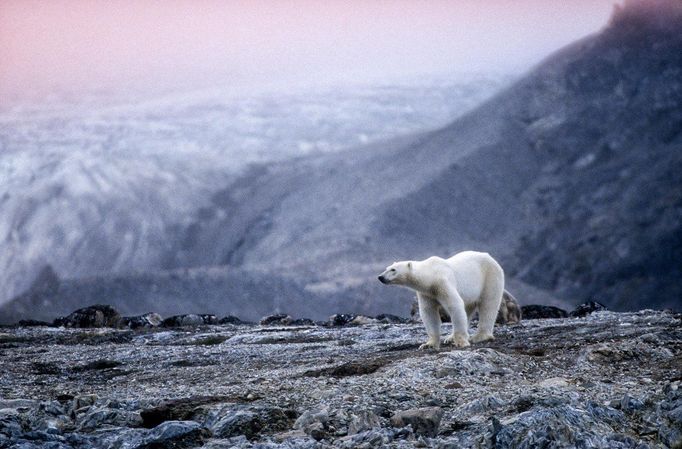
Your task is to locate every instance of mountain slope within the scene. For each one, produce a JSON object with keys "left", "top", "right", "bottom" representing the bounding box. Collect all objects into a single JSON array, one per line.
[{"left": 162, "top": 0, "right": 682, "bottom": 311}]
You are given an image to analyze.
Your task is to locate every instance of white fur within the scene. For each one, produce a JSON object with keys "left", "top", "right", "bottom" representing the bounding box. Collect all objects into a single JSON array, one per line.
[{"left": 379, "top": 251, "right": 504, "bottom": 350}]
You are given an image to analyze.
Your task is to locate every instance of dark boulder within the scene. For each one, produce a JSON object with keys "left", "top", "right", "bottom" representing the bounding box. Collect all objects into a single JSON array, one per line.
[
  {"left": 348, "top": 410, "right": 382, "bottom": 435},
  {"left": 77, "top": 406, "right": 143, "bottom": 431},
  {"left": 73, "top": 359, "right": 123, "bottom": 372},
  {"left": 497, "top": 290, "right": 523, "bottom": 324},
  {"left": 305, "top": 358, "right": 390, "bottom": 378},
  {"left": 205, "top": 405, "right": 295, "bottom": 439},
  {"left": 141, "top": 396, "right": 230, "bottom": 428},
  {"left": 209, "top": 409, "right": 264, "bottom": 439},
  {"left": 142, "top": 420, "right": 210, "bottom": 449},
  {"left": 658, "top": 385, "right": 682, "bottom": 448},
  {"left": 492, "top": 404, "right": 629, "bottom": 448},
  {"left": 54, "top": 305, "right": 122, "bottom": 328},
  {"left": 521, "top": 305, "right": 569, "bottom": 319},
  {"left": 293, "top": 407, "right": 331, "bottom": 441},
  {"left": 218, "top": 315, "right": 248, "bottom": 325},
  {"left": 123, "top": 312, "right": 163, "bottom": 329},
  {"left": 257, "top": 314, "right": 315, "bottom": 326},
  {"left": 259, "top": 314, "right": 292, "bottom": 325},
  {"left": 198, "top": 314, "right": 218, "bottom": 325},
  {"left": 161, "top": 314, "right": 217, "bottom": 327},
  {"left": 17, "top": 319, "right": 52, "bottom": 327},
  {"left": 329, "top": 314, "right": 356, "bottom": 326},
  {"left": 288, "top": 318, "right": 315, "bottom": 326},
  {"left": 390, "top": 407, "right": 443, "bottom": 437},
  {"left": 570, "top": 301, "right": 608, "bottom": 317}
]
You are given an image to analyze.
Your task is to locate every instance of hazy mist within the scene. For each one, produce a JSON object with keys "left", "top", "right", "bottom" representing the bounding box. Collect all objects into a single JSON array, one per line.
[{"left": 1, "top": 0, "right": 616, "bottom": 102}]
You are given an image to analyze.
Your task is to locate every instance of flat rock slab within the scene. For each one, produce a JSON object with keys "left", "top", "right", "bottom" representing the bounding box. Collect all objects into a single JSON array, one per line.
[{"left": 390, "top": 407, "right": 443, "bottom": 437}]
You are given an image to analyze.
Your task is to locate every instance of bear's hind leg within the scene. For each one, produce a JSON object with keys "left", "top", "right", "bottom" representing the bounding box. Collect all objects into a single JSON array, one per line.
[
  {"left": 471, "top": 271, "right": 504, "bottom": 344},
  {"left": 417, "top": 293, "right": 441, "bottom": 350}
]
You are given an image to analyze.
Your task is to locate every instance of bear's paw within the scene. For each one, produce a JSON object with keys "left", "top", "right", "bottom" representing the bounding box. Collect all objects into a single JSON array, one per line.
[
  {"left": 444, "top": 334, "right": 471, "bottom": 348},
  {"left": 470, "top": 332, "right": 495, "bottom": 344},
  {"left": 419, "top": 340, "right": 441, "bottom": 351}
]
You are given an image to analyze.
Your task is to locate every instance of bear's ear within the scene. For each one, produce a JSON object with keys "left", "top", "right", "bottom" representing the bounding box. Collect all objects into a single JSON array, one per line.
[{"left": 407, "top": 262, "right": 412, "bottom": 270}]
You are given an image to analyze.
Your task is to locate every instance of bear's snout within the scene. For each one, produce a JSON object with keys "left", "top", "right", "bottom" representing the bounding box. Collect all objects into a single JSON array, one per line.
[{"left": 378, "top": 275, "right": 388, "bottom": 284}]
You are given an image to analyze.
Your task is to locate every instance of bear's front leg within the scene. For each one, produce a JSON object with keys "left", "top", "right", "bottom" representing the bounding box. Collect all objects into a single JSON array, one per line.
[
  {"left": 417, "top": 293, "right": 441, "bottom": 350},
  {"left": 441, "top": 288, "right": 470, "bottom": 348}
]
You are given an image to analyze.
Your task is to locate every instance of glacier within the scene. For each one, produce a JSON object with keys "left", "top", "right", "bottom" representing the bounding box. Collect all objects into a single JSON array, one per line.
[{"left": 0, "top": 75, "right": 509, "bottom": 305}]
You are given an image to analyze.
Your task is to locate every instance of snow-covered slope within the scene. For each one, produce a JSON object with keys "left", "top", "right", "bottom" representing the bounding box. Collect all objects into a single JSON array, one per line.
[{"left": 0, "top": 75, "right": 508, "bottom": 305}]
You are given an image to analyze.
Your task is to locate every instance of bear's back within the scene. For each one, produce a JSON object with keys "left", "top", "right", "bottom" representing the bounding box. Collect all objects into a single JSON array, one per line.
[{"left": 445, "top": 251, "right": 495, "bottom": 300}]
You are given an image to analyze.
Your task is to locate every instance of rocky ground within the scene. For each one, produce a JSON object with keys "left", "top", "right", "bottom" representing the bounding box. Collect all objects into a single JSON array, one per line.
[{"left": 1, "top": 309, "right": 681, "bottom": 448}]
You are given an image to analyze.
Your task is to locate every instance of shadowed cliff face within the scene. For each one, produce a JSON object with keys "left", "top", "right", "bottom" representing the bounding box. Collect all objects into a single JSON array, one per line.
[
  {"left": 0, "top": 310, "right": 680, "bottom": 448},
  {"left": 156, "top": 0, "right": 682, "bottom": 311},
  {"left": 501, "top": 1, "right": 682, "bottom": 310},
  {"left": 1, "top": 1, "right": 681, "bottom": 323},
  {"left": 379, "top": 1, "right": 682, "bottom": 310}
]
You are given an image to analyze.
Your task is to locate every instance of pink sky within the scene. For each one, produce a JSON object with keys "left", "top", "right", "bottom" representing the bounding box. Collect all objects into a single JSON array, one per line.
[{"left": 0, "top": 0, "right": 617, "bottom": 101}]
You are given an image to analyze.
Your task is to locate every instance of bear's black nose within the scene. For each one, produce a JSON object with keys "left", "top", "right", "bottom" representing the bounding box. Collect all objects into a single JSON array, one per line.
[{"left": 378, "top": 275, "right": 387, "bottom": 284}]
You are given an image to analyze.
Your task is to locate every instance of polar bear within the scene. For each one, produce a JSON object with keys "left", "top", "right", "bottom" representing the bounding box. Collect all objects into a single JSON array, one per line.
[{"left": 378, "top": 251, "right": 504, "bottom": 350}]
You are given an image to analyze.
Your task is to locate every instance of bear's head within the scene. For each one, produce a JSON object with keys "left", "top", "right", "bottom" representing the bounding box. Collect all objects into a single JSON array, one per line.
[{"left": 378, "top": 261, "right": 413, "bottom": 285}]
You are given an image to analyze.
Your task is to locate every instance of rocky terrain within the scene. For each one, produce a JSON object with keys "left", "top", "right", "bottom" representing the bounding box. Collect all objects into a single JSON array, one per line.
[{"left": 1, "top": 308, "right": 681, "bottom": 448}]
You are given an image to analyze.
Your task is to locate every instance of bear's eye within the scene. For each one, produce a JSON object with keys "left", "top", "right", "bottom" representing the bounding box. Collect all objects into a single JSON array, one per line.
[{"left": 390, "top": 268, "right": 396, "bottom": 273}]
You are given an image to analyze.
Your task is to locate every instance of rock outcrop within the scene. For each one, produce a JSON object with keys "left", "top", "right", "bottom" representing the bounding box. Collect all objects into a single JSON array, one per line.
[
  {"left": 521, "top": 305, "right": 568, "bottom": 320},
  {"left": 122, "top": 312, "right": 163, "bottom": 329},
  {"left": 53, "top": 304, "right": 122, "bottom": 328}
]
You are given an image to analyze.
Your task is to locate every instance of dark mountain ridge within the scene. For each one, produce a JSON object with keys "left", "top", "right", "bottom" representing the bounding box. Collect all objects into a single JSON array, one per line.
[
  {"left": 163, "top": 0, "right": 682, "bottom": 310},
  {"left": 1, "top": 0, "right": 680, "bottom": 323}
]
